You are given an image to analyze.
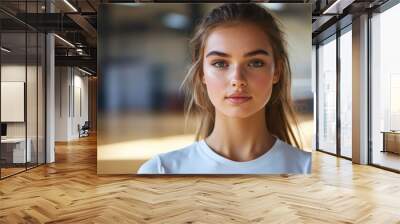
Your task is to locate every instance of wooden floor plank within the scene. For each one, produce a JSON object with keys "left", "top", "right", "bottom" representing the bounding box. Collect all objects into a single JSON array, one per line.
[{"left": 0, "top": 134, "right": 400, "bottom": 223}]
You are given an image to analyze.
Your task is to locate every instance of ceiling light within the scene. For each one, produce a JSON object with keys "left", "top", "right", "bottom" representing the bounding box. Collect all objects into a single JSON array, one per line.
[
  {"left": 322, "top": 0, "right": 354, "bottom": 15},
  {"left": 54, "top": 34, "right": 75, "bottom": 48},
  {"left": 1, "top": 47, "right": 11, "bottom": 53},
  {"left": 323, "top": 0, "right": 341, "bottom": 14},
  {"left": 78, "top": 67, "right": 93, "bottom": 76},
  {"left": 63, "top": 0, "right": 78, "bottom": 12}
]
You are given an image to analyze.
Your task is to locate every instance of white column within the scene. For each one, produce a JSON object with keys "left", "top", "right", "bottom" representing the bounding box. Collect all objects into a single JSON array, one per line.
[
  {"left": 352, "top": 14, "right": 369, "bottom": 164},
  {"left": 46, "top": 1, "right": 55, "bottom": 163}
]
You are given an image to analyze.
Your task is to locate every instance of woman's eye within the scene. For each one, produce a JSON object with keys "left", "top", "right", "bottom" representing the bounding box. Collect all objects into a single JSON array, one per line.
[
  {"left": 212, "top": 61, "right": 228, "bottom": 69},
  {"left": 248, "top": 60, "right": 265, "bottom": 68}
]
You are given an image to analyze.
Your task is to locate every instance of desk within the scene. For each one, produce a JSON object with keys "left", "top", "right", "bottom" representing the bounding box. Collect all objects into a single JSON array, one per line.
[
  {"left": 1, "top": 138, "right": 31, "bottom": 163},
  {"left": 381, "top": 131, "right": 400, "bottom": 154}
]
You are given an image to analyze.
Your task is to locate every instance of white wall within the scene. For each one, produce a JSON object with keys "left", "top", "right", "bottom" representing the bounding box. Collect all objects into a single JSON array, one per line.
[
  {"left": 55, "top": 66, "right": 69, "bottom": 141},
  {"left": 55, "top": 67, "right": 89, "bottom": 141},
  {"left": 1, "top": 65, "right": 37, "bottom": 138},
  {"left": 72, "top": 72, "right": 89, "bottom": 138},
  {"left": 1, "top": 63, "right": 46, "bottom": 163}
]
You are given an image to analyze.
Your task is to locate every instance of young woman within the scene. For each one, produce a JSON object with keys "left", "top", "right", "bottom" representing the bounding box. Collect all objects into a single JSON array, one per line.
[{"left": 138, "top": 3, "right": 311, "bottom": 174}]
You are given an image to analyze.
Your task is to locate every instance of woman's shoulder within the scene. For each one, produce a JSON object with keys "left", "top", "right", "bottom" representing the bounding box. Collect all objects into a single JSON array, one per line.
[
  {"left": 137, "top": 141, "right": 199, "bottom": 174},
  {"left": 276, "top": 139, "right": 311, "bottom": 157},
  {"left": 274, "top": 139, "right": 312, "bottom": 173}
]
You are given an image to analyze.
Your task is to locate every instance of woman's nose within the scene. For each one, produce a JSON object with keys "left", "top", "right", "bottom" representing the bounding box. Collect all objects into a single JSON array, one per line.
[
  {"left": 230, "top": 67, "right": 247, "bottom": 88},
  {"left": 231, "top": 79, "right": 247, "bottom": 88}
]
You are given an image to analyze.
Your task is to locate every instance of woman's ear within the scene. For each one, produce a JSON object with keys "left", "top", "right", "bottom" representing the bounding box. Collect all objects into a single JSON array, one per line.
[
  {"left": 273, "top": 64, "right": 280, "bottom": 84},
  {"left": 273, "top": 72, "right": 280, "bottom": 84}
]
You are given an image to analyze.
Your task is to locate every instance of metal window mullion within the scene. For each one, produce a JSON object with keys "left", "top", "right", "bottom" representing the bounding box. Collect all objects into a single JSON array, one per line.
[
  {"left": 44, "top": 4, "right": 47, "bottom": 164},
  {"left": 36, "top": 0, "right": 39, "bottom": 167},
  {"left": 69, "top": 68, "right": 71, "bottom": 118},
  {"left": 337, "top": 29, "right": 341, "bottom": 157},
  {"left": 25, "top": 0, "right": 28, "bottom": 171},
  {"left": 60, "top": 68, "right": 62, "bottom": 117},
  {"left": 73, "top": 68, "right": 75, "bottom": 118},
  {"left": 316, "top": 44, "right": 320, "bottom": 150},
  {"left": 367, "top": 10, "right": 373, "bottom": 165}
]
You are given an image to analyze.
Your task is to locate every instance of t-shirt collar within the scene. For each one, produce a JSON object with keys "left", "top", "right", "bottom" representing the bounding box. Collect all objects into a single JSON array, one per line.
[{"left": 198, "top": 136, "right": 280, "bottom": 167}]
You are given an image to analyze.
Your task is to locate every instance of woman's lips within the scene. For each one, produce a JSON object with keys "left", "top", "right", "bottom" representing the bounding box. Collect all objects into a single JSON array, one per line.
[{"left": 225, "top": 96, "right": 252, "bottom": 104}]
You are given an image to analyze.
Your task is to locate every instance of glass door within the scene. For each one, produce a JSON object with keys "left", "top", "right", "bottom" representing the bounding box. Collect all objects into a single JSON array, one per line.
[{"left": 317, "top": 35, "right": 337, "bottom": 155}]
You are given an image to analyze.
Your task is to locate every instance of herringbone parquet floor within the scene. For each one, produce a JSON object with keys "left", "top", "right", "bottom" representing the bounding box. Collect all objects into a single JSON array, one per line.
[{"left": 1, "top": 135, "right": 400, "bottom": 223}]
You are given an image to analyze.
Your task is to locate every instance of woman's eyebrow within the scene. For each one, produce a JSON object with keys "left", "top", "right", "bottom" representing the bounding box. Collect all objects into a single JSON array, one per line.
[
  {"left": 205, "top": 51, "right": 230, "bottom": 58},
  {"left": 205, "top": 49, "right": 270, "bottom": 58},
  {"left": 244, "top": 49, "right": 270, "bottom": 57}
]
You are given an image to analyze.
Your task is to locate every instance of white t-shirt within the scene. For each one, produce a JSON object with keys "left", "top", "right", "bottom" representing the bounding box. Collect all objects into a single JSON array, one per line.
[{"left": 137, "top": 138, "right": 311, "bottom": 174}]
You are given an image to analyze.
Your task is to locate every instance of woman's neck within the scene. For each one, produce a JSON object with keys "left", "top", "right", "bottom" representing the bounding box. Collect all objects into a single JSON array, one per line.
[{"left": 204, "top": 109, "right": 276, "bottom": 162}]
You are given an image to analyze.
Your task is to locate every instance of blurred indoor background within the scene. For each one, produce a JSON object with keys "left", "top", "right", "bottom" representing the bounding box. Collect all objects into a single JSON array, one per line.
[{"left": 97, "top": 3, "right": 312, "bottom": 174}]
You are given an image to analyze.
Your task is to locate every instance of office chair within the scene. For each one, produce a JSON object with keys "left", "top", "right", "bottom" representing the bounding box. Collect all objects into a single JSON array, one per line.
[{"left": 79, "top": 121, "right": 90, "bottom": 138}]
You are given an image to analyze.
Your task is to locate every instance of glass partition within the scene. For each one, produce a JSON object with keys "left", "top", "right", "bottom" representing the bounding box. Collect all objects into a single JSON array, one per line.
[
  {"left": 26, "top": 0, "right": 46, "bottom": 169},
  {"left": 27, "top": 30, "right": 38, "bottom": 169},
  {"left": 1, "top": 30, "right": 28, "bottom": 178},
  {"left": 339, "top": 27, "right": 352, "bottom": 158},
  {"left": 0, "top": 1, "right": 46, "bottom": 179},
  {"left": 371, "top": 3, "right": 400, "bottom": 171},
  {"left": 317, "top": 35, "right": 337, "bottom": 155}
]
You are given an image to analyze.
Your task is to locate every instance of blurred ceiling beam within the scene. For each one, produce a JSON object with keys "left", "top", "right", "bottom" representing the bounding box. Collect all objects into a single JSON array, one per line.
[
  {"left": 52, "top": 0, "right": 97, "bottom": 47},
  {"left": 67, "top": 13, "right": 97, "bottom": 46}
]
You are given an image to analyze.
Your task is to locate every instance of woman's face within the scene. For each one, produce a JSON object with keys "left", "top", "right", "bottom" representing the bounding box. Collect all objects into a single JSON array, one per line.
[{"left": 202, "top": 23, "right": 279, "bottom": 119}]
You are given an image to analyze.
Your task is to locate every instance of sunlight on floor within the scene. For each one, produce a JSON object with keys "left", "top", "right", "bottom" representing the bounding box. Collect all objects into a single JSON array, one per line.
[
  {"left": 99, "top": 134, "right": 195, "bottom": 161},
  {"left": 97, "top": 134, "right": 196, "bottom": 174}
]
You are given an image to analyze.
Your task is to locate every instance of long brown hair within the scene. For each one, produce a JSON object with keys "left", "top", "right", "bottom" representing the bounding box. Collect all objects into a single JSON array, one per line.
[{"left": 181, "top": 3, "right": 302, "bottom": 148}]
